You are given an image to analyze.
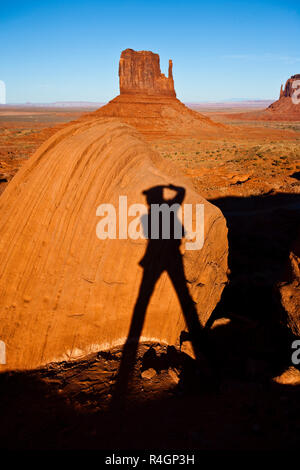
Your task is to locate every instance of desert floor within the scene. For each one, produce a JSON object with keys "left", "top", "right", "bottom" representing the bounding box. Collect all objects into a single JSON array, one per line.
[{"left": 0, "top": 105, "right": 299, "bottom": 450}]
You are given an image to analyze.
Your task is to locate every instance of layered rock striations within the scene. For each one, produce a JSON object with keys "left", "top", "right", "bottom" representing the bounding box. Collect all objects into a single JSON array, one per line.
[
  {"left": 0, "top": 119, "right": 228, "bottom": 371},
  {"left": 119, "top": 49, "right": 176, "bottom": 97}
]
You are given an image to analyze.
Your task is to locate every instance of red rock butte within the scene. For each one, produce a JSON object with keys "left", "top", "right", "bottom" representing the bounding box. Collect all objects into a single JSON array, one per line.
[
  {"left": 279, "top": 74, "right": 300, "bottom": 100},
  {"left": 119, "top": 49, "right": 176, "bottom": 97},
  {"left": 228, "top": 74, "right": 300, "bottom": 122},
  {"left": 84, "top": 48, "right": 222, "bottom": 138},
  {"left": 267, "top": 74, "right": 300, "bottom": 118}
]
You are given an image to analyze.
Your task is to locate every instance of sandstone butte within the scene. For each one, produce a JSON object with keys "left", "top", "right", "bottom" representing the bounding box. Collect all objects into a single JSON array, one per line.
[
  {"left": 277, "top": 233, "right": 300, "bottom": 336},
  {"left": 226, "top": 74, "right": 300, "bottom": 122},
  {"left": 82, "top": 48, "right": 223, "bottom": 138},
  {"left": 267, "top": 74, "right": 300, "bottom": 118},
  {"left": 0, "top": 118, "right": 228, "bottom": 371}
]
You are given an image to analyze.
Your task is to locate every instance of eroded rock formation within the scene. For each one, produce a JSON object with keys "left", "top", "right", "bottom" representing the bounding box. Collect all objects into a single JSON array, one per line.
[
  {"left": 229, "top": 74, "right": 300, "bottom": 121},
  {"left": 266, "top": 74, "right": 300, "bottom": 120},
  {"left": 119, "top": 49, "right": 176, "bottom": 97},
  {"left": 278, "top": 74, "right": 300, "bottom": 99},
  {"left": 84, "top": 49, "right": 221, "bottom": 137},
  {"left": 0, "top": 119, "right": 228, "bottom": 371}
]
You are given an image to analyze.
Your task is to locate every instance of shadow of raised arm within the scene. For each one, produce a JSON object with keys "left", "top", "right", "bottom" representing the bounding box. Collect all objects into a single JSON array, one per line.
[{"left": 167, "top": 184, "right": 185, "bottom": 206}]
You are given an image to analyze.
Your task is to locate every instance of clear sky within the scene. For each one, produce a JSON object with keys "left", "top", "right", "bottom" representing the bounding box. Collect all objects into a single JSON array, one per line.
[{"left": 1, "top": 0, "right": 299, "bottom": 103}]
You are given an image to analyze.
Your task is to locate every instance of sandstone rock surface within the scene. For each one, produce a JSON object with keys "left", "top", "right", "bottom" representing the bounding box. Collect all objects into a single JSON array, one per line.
[
  {"left": 277, "top": 233, "right": 300, "bottom": 335},
  {"left": 0, "top": 119, "right": 228, "bottom": 371},
  {"left": 273, "top": 366, "right": 300, "bottom": 385}
]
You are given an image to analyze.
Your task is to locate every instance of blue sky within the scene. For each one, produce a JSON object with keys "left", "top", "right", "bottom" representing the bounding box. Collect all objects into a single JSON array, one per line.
[{"left": 0, "top": 0, "right": 299, "bottom": 103}]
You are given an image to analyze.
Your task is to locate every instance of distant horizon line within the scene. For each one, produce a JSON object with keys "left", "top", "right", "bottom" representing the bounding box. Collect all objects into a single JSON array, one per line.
[{"left": 0, "top": 98, "right": 275, "bottom": 107}]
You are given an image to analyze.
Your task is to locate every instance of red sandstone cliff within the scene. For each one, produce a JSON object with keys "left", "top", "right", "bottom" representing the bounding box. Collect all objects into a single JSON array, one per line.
[
  {"left": 119, "top": 49, "right": 176, "bottom": 97},
  {"left": 266, "top": 74, "right": 300, "bottom": 119},
  {"left": 277, "top": 74, "right": 300, "bottom": 100}
]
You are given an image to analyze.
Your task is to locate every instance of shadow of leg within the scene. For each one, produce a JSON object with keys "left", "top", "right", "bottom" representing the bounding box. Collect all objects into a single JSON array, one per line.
[
  {"left": 168, "top": 254, "right": 219, "bottom": 387},
  {"left": 110, "top": 268, "right": 161, "bottom": 409},
  {"left": 167, "top": 252, "right": 205, "bottom": 359}
]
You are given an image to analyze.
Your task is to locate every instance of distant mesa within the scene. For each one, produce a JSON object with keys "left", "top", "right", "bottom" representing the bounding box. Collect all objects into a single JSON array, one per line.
[
  {"left": 265, "top": 73, "right": 300, "bottom": 121},
  {"left": 267, "top": 74, "right": 300, "bottom": 118},
  {"left": 84, "top": 48, "right": 222, "bottom": 137},
  {"left": 278, "top": 74, "right": 300, "bottom": 100},
  {"left": 260, "top": 73, "right": 300, "bottom": 120},
  {"left": 224, "top": 74, "right": 300, "bottom": 122}
]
